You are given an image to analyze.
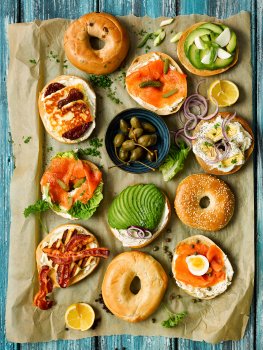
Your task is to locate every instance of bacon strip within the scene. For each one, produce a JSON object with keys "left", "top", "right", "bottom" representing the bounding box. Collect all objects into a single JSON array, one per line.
[
  {"left": 57, "top": 264, "right": 70, "bottom": 288},
  {"left": 33, "top": 266, "right": 53, "bottom": 310},
  {"left": 43, "top": 247, "right": 110, "bottom": 265},
  {"left": 65, "top": 233, "right": 93, "bottom": 252}
]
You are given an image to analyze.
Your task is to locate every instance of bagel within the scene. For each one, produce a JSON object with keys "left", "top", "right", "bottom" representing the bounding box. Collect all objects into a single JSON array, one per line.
[
  {"left": 172, "top": 235, "right": 234, "bottom": 299},
  {"left": 177, "top": 22, "right": 238, "bottom": 76},
  {"left": 102, "top": 251, "right": 168, "bottom": 322},
  {"left": 64, "top": 12, "right": 130, "bottom": 75},
  {"left": 40, "top": 151, "right": 103, "bottom": 220},
  {"left": 34, "top": 224, "right": 110, "bottom": 309},
  {"left": 38, "top": 75, "right": 96, "bottom": 144},
  {"left": 174, "top": 174, "right": 235, "bottom": 231},
  {"left": 107, "top": 184, "right": 171, "bottom": 248},
  {"left": 192, "top": 112, "right": 254, "bottom": 175},
  {"left": 126, "top": 52, "right": 187, "bottom": 115}
]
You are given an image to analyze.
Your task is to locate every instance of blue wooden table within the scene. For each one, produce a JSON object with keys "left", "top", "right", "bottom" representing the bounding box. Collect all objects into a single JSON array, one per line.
[{"left": 1, "top": 0, "right": 262, "bottom": 349}]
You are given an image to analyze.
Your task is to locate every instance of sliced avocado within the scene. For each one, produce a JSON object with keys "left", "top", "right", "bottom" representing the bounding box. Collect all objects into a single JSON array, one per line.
[
  {"left": 213, "top": 55, "right": 234, "bottom": 68},
  {"left": 226, "top": 31, "right": 237, "bottom": 53},
  {"left": 199, "top": 23, "right": 223, "bottom": 34},
  {"left": 201, "top": 34, "right": 210, "bottom": 42},
  {"left": 126, "top": 185, "right": 141, "bottom": 225},
  {"left": 184, "top": 28, "right": 212, "bottom": 55}
]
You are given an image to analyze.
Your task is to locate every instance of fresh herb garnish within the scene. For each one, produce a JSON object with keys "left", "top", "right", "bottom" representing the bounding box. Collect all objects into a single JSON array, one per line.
[
  {"left": 77, "top": 137, "right": 103, "bottom": 158},
  {"left": 89, "top": 137, "right": 103, "bottom": 148},
  {"left": 47, "top": 51, "right": 60, "bottom": 62},
  {"left": 231, "top": 158, "right": 237, "bottom": 164},
  {"left": 204, "top": 141, "right": 213, "bottom": 147},
  {"left": 24, "top": 199, "right": 50, "bottom": 218},
  {"left": 47, "top": 146, "right": 53, "bottom": 152},
  {"left": 214, "top": 122, "right": 220, "bottom": 129},
  {"left": 226, "top": 125, "right": 231, "bottom": 132},
  {"left": 161, "top": 306, "right": 187, "bottom": 328},
  {"left": 23, "top": 136, "right": 32, "bottom": 144},
  {"left": 89, "top": 75, "right": 122, "bottom": 104},
  {"left": 29, "top": 59, "right": 37, "bottom": 64}
]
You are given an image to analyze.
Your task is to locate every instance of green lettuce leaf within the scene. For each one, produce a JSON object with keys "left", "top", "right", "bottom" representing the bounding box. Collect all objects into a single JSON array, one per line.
[
  {"left": 67, "top": 183, "right": 103, "bottom": 220},
  {"left": 159, "top": 142, "right": 190, "bottom": 182}
]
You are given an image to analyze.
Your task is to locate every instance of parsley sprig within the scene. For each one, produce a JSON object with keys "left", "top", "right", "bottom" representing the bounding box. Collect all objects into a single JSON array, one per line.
[{"left": 161, "top": 304, "right": 187, "bottom": 328}]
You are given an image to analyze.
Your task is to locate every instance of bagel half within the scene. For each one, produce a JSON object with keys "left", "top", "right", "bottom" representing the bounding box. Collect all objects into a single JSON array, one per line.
[
  {"left": 192, "top": 112, "right": 254, "bottom": 175},
  {"left": 38, "top": 75, "right": 96, "bottom": 144},
  {"left": 172, "top": 235, "right": 234, "bottom": 299},
  {"left": 177, "top": 22, "right": 239, "bottom": 76},
  {"left": 126, "top": 52, "right": 187, "bottom": 115},
  {"left": 36, "top": 224, "right": 101, "bottom": 288}
]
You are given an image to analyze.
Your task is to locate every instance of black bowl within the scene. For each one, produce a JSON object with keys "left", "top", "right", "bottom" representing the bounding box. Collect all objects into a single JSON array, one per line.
[{"left": 105, "top": 108, "right": 170, "bottom": 173}]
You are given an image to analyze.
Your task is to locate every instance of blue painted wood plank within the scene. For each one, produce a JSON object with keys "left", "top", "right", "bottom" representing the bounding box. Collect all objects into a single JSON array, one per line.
[{"left": 0, "top": 0, "right": 21, "bottom": 348}]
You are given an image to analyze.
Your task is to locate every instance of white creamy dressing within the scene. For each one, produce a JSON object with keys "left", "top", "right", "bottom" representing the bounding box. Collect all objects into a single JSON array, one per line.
[
  {"left": 39, "top": 225, "right": 98, "bottom": 273},
  {"left": 112, "top": 201, "right": 169, "bottom": 247},
  {"left": 193, "top": 115, "right": 252, "bottom": 172},
  {"left": 127, "top": 53, "right": 184, "bottom": 113},
  {"left": 173, "top": 252, "right": 234, "bottom": 298},
  {"left": 41, "top": 77, "right": 96, "bottom": 143}
]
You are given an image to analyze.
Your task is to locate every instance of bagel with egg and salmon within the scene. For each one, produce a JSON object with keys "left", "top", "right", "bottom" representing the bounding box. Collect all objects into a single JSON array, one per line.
[
  {"left": 126, "top": 52, "right": 187, "bottom": 115},
  {"left": 34, "top": 224, "right": 110, "bottom": 309},
  {"left": 172, "top": 235, "right": 234, "bottom": 299},
  {"left": 107, "top": 184, "right": 171, "bottom": 248},
  {"left": 41, "top": 150, "right": 103, "bottom": 220},
  {"left": 192, "top": 112, "right": 254, "bottom": 175},
  {"left": 38, "top": 75, "right": 96, "bottom": 143}
]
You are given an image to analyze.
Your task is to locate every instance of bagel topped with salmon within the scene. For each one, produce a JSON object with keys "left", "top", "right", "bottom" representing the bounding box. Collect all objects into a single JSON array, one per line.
[
  {"left": 38, "top": 75, "right": 96, "bottom": 144},
  {"left": 126, "top": 52, "right": 187, "bottom": 115},
  {"left": 40, "top": 151, "right": 103, "bottom": 220},
  {"left": 172, "top": 235, "right": 234, "bottom": 299},
  {"left": 34, "top": 224, "right": 110, "bottom": 309}
]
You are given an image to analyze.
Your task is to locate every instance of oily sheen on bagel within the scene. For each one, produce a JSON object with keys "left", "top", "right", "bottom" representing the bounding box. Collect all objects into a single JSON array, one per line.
[
  {"left": 107, "top": 184, "right": 171, "bottom": 248},
  {"left": 34, "top": 224, "right": 110, "bottom": 309},
  {"left": 172, "top": 235, "right": 234, "bottom": 299},
  {"left": 102, "top": 251, "right": 168, "bottom": 322},
  {"left": 177, "top": 22, "right": 238, "bottom": 76},
  {"left": 126, "top": 52, "right": 187, "bottom": 115},
  {"left": 192, "top": 112, "right": 254, "bottom": 175},
  {"left": 64, "top": 12, "right": 130, "bottom": 75},
  {"left": 174, "top": 174, "right": 235, "bottom": 231},
  {"left": 38, "top": 75, "right": 96, "bottom": 143}
]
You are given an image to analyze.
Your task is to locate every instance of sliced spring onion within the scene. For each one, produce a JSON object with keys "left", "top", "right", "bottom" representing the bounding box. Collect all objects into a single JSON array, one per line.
[
  {"left": 160, "top": 18, "right": 174, "bottom": 27},
  {"left": 154, "top": 31, "right": 166, "bottom": 46},
  {"left": 153, "top": 28, "right": 163, "bottom": 36},
  {"left": 170, "top": 32, "right": 183, "bottom": 43},
  {"left": 137, "top": 33, "right": 152, "bottom": 48}
]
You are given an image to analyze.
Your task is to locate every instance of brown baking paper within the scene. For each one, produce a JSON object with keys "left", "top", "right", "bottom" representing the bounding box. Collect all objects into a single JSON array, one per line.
[{"left": 6, "top": 12, "right": 254, "bottom": 343}]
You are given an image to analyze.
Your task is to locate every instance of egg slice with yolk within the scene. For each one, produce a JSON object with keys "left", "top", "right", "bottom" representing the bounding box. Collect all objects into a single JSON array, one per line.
[{"left": 186, "top": 255, "right": 209, "bottom": 276}]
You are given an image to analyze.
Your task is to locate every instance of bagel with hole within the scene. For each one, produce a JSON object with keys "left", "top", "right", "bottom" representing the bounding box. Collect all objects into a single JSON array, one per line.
[
  {"left": 192, "top": 112, "right": 254, "bottom": 175},
  {"left": 126, "top": 52, "right": 187, "bottom": 115},
  {"left": 38, "top": 75, "right": 96, "bottom": 144},
  {"left": 102, "top": 251, "right": 168, "bottom": 322},
  {"left": 174, "top": 174, "right": 235, "bottom": 231},
  {"left": 64, "top": 12, "right": 130, "bottom": 74},
  {"left": 107, "top": 183, "right": 171, "bottom": 248},
  {"left": 172, "top": 235, "right": 234, "bottom": 299},
  {"left": 34, "top": 224, "right": 110, "bottom": 309},
  {"left": 177, "top": 22, "right": 238, "bottom": 76}
]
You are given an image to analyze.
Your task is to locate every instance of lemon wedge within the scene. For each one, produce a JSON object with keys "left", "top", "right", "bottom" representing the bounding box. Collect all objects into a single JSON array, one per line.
[
  {"left": 208, "top": 80, "right": 239, "bottom": 107},
  {"left": 65, "top": 303, "right": 95, "bottom": 331}
]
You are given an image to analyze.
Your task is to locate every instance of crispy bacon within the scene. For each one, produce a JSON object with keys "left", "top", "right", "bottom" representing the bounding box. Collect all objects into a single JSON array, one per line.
[
  {"left": 57, "top": 264, "right": 70, "bottom": 288},
  {"left": 33, "top": 266, "right": 53, "bottom": 310},
  {"left": 43, "top": 247, "right": 110, "bottom": 265},
  {"left": 65, "top": 233, "right": 93, "bottom": 252}
]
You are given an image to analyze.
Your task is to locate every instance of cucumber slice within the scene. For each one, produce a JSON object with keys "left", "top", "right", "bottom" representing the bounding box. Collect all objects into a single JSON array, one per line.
[
  {"left": 184, "top": 28, "right": 211, "bottom": 55},
  {"left": 201, "top": 34, "right": 210, "bottom": 42},
  {"left": 226, "top": 31, "right": 237, "bottom": 53},
  {"left": 199, "top": 23, "right": 223, "bottom": 34}
]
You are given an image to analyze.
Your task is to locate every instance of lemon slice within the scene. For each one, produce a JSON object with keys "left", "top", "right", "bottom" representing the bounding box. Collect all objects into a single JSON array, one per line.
[
  {"left": 65, "top": 303, "right": 95, "bottom": 331},
  {"left": 208, "top": 80, "right": 239, "bottom": 107}
]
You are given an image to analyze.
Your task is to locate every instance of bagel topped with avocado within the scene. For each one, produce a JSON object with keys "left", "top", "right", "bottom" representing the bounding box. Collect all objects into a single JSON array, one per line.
[
  {"left": 126, "top": 52, "right": 187, "bottom": 115},
  {"left": 107, "top": 184, "right": 171, "bottom": 248},
  {"left": 177, "top": 22, "right": 238, "bottom": 76}
]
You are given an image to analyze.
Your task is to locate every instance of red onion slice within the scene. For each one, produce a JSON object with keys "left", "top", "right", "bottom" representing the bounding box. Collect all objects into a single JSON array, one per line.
[
  {"left": 222, "top": 112, "right": 236, "bottom": 141},
  {"left": 127, "top": 226, "right": 152, "bottom": 239}
]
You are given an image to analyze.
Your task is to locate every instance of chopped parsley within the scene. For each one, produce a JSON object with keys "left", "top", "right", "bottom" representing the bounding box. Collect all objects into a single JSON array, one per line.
[
  {"left": 77, "top": 137, "right": 103, "bottom": 158},
  {"left": 231, "top": 158, "right": 237, "bottom": 164},
  {"left": 23, "top": 136, "right": 32, "bottom": 144},
  {"left": 47, "top": 51, "right": 60, "bottom": 63},
  {"left": 29, "top": 59, "right": 37, "bottom": 64},
  {"left": 88, "top": 75, "right": 122, "bottom": 104},
  {"left": 161, "top": 309, "right": 187, "bottom": 328},
  {"left": 226, "top": 125, "right": 230, "bottom": 132},
  {"left": 47, "top": 146, "right": 53, "bottom": 152},
  {"left": 24, "top": 199, "right": 50, "bottom": 217},
  {"left": 204, "top": 141, "right": 213, "bottom": 147},
  {"left": 214, "top": 122, "right": 220, "bottom": 129}
]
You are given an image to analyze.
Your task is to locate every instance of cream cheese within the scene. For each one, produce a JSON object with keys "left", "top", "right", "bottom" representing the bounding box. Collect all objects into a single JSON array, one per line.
[
  {"left": 193, "top": 115, "right": 252, "bottom": 172},
  {"left": 112, "top": 201, "right": 169, "bottom": 247},
  {"left": 173, "top": 252, "right": 234, "bottom": 298}
]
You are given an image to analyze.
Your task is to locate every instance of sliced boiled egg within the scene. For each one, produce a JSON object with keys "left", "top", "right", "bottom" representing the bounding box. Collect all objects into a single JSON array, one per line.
[{"left": 186, "top": 255, "right": 210, "bottom": 276}]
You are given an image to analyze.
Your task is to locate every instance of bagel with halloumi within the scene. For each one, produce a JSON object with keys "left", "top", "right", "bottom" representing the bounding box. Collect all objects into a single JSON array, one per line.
[
  {"left": 125, "top": 52, "right": 187, "bottom": 115},
  {"left": 172, "top": 235, "right": 234, "bottom": 300},
  {"left": 38, "top": 75, "right": 96, "bottom": 143}
]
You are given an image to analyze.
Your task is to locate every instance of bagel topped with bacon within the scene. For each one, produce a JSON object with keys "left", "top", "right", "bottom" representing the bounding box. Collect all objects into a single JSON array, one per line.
[
  {"left": 38, "top": 75, "right": 96, "bottom": 143},
  {"left": 34, "top": 224, "right": 110, "bottom": 310},
  {"left": 126, "top": 52, "right": 187, "bottom": 115}
]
